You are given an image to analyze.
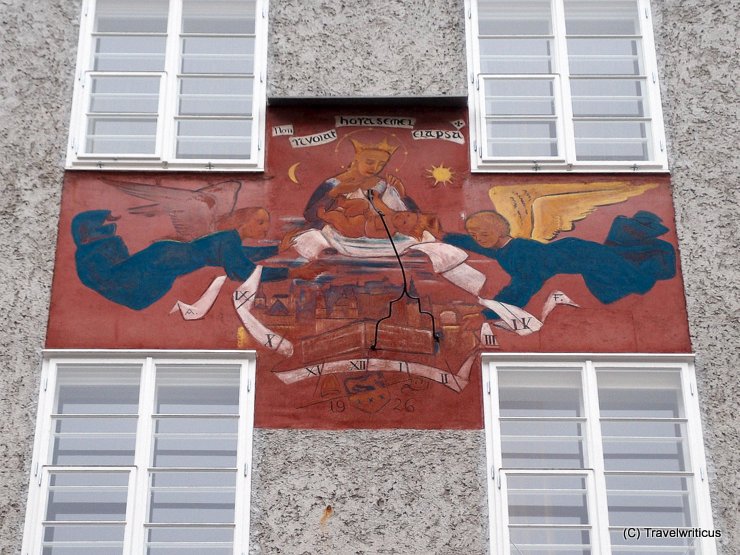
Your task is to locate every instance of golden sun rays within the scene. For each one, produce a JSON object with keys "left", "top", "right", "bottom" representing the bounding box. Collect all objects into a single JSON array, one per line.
[{"left": 426, "top": 164, "right": 455, "bottom": 187}]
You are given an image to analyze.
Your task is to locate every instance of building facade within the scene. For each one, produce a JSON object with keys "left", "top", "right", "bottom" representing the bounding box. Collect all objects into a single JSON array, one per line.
[{"left": 0, "top": 0, "right": 737, "bottom": 554}]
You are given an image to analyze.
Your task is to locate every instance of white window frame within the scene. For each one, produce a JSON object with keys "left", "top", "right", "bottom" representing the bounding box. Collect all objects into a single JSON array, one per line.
[
  {"left": 482, "top": 353, "right": 717, "bottom": 555},
  {"left": 465, "top": 0, "right": 669, "bottom": 173},
  {"left": 66, "top": 0, "right": 268, "bottom": 171},
  {"left": 21, "top": 350, "right": 257, "bottom": 555}
]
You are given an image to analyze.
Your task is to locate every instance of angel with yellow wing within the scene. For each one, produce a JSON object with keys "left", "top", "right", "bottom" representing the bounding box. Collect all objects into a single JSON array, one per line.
[{"left": 443, "top": 181, "right": 677, "bottom": 320}]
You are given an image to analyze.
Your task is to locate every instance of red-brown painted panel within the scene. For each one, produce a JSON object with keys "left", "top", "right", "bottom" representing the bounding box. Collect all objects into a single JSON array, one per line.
[{"left": 47, "top": 106, "right": 690, "bottom": 429}]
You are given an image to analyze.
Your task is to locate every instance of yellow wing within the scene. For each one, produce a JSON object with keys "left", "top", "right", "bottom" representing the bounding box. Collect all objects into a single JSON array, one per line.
[{"left": 489, "top": 181, "right": 658, "bottom": 242}]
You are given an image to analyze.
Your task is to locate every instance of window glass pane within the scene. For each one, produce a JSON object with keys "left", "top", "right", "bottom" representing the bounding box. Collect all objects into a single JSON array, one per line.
[
  {"left": 93, "top": 36, "right": 166, "bottom": 71},
  {"left": 485, "top": 79, "right": 555, "bottom": 115},
  {"left": 601, "top": 419, "right": 690, "bottom": 472},
  {"left": 52, "top": 430, "right": 136, "bottom": 465},
  {"left": 94, "top": 0, "right": 169, "bottom": 33},
  {"left": 507, "top": 475, "right": 590, "bottom": 525},
  {"left": 570, "top": 78, "right": 647, "bottom": 98},
  {"left": 43, "top": 523, "right": 124, "bottom": 554},
  {"left": 179, "top": 77, "right": 253, "bottom": 116},
  {"left": 147, "top": 527, "right": 234, "bottom": 542},
  {"left": 502, "top": 437, "right": 586, "bottom": 469},
  {"left": 154, "top": 416, "right": 238, "bottom": 434},
  {"left": 180, "top": 37, "right": 255, "bottom": 74},
  {"left": 570, "top": 78, "right": 648, "bottom": 117},
  {"left": 55, "top": 366, "right": 141, "bottom": 414},
  {"left": 43, "top": 547, "right": 123, "bottom": 555},
  {"left": 509, "top": 527, "right": 591, "bottom": 550},
  {"left": 147, "top": 529, "right": 235, "bottom": 554},
  {"left": 148, "top": 489, "right": 236, "bottom": 525},
  {"left": 54, "top": 417, "right": 137, "bottom": 435},
  {"left": 179, "top": 76, "right": 253, "bottom": 96},
  {"left": 154, "top": 366, "right": 240, "bottom": 414},
  {"left": 86, "top": 117, "right": 158, "bottom": 154},
  {"left": 508, "top": 547, "right": 590, "bottom": 555},
  {"left": 598, "top": 370, "right": 690, "bottom": 471},
  {"left": 176, "top": 119, "right": 252, "bottom": 159},
  {"left": 151, "top": 470, "right": 236, "bottom": 489},
  {"left": 501, "top": 420, "right": 582, "bottom": 436},
  {"left": 498, "top": 370, "right": 583, "bottom": 417},
  {"left": 606, "top": 475, "right": 695, "bottom": 528},
  {"left": 501, "top": 421, "right": 586, "bottom": 469},
  {"left": 52, "top": 367, "right": 140, "bottom": 464},
  {"left": 564, "top": 0, "right": 641, "bottom": 35},
  {"left": 44, "top": 525, "right": 124, "bottom": 543},
  {"left": 602, "top": 438, "right": 689, "bottom": 472},
  {"left": 148, "top": 471, "right": 236, "bottom": 523},
  {"left": 601, "top": 420, "right": 686, "bottom": 438},
  {"left": 147, "top": 549, "right": 232, "bottom": 555},
  {"left": 152, "top": 434, "right": 237, "bottom": 467},
  {"left": 487, "top": 78, "right": 556, "bottom": 98},
  {"left": 597, "top": 370, "right": 684, "bottom": 418},
  {"left": 89, "top": 76, "right": 161, "bottom": 114},
  {"left": 479, "top": 38, "right": 553, "bottom": 73},
  {"left": 486, "top": 121, "right": 558, "bottom": 157},
  {"left": 477, "top": 0, "right": 552, "bottom": 35},
  {"left": 182, "top": 0, "right": 256, "bottom": 34},
  {"left": 45, "top": 472, "right": 128, "bottom": 522},
  {"left": 568, "top": 38, "right": 643, "bottom": 75},
  {"left": 487, "top": 97, "right": 556, "bottom": 117},
  {"left": 486, "top": 138, "right": 558, "bottom": 158},
  {"left": 574, "top": 121, "right": 650, "bottom": 161},
  {"left": 151, "top": 366, "right": 241, "bottom": 465}
]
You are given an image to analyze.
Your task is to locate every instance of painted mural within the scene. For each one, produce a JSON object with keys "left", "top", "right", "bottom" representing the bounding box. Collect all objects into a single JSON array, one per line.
[{"left": 48, "top": 106, "right": 690, "bottom": 429}]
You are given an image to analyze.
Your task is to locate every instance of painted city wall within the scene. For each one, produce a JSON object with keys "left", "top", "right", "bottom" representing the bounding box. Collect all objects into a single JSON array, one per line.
[{"left": 47, "top": 106, "right": 690, "bottom": 429}]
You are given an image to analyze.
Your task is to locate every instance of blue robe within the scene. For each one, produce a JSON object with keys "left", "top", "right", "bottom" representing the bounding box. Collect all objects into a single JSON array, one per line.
[
  {"left": 443, "top": 211, "right": 676, "bottom": 319},
  {"left": 73, "top": 210, "right": 288, "bottom": 310}
]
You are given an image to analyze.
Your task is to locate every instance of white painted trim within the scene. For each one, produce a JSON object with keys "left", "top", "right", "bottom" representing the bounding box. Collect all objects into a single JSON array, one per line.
[
  {"left": 43, "top": 349, "right": 257, "bottom": 358},
  {"left": 20, "top": 358, "right": 53, "bottom": 555},
  {"left": 481, "top": 356, "right": 500, "bottom": 555},
  {"left": 129, "top": 357, "right": 155, "bottom": 553},
  {"left": 680, "top": 363, "right": 718, "bottom": 554},
  {"left": 464, "top": 0, "right": 482, "bottom": 165},
  {"left": 234, "top": 357, "right": 257, "bottom": 552},
  {"left": 481, "top": 354, "right": 717, "bottom": 555},
  {"left": 22, "top": 352, "right": 258, "bottom": 555},
  {"left": 638, "top": 0, "right": 669, "bottom": 170},
  {"left": 467, "top": 0, "right": 670, "bottom": 173},
  {"left": 583, "top": 359, "right": 612, "bottom": 554},
  {"left": 65, "top": 0, "right": 267, "bottom": 171},
  {"left": 483, "top": 352, "right": 695, "bottom": 363}
]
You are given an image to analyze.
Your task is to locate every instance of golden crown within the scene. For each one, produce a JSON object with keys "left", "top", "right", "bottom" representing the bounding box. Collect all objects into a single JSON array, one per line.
[{"left": 350, "top": 137, "right": 398, "bottom": 156}]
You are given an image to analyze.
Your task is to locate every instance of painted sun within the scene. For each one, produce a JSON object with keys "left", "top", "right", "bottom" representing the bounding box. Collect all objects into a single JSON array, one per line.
[{"left": 426, "top": 164, "right": 454, "bottom": 187}]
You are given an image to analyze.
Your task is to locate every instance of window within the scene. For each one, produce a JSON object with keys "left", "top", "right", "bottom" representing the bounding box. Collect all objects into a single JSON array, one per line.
[
  {"left": 466, "top": 0, "right": 668, "bottom": 171},
  {"left": 67, "top": 0, "right": 267, "bottom": 170},
  {"left": 482, "top": 355, "right": 717, "bottom": 555},
  {"left": 22, "top": 352, "right": 256, "bottom": 555}
]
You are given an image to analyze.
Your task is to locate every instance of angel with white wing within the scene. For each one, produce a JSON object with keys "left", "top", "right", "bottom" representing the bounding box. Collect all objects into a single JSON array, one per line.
[{"left": 443, "top": 181, "right": 677, "bottom": 321}]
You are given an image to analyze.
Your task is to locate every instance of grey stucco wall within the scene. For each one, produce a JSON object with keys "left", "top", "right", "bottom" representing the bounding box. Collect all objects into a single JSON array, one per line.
[
  {"left": 0, "top": 1, "right": 738, "bottom": 554},
  {"left": 0, "top": 0, "right": 80, "bottom": 552},
  {"left": 249, "top": 429, "right": 488, "bottom": 554},
  {"left": 652, "top": 1, "right": 740, "bottom": 553},
  {"left": 267, "top": 0, "right": 468, "bottom": 98}
]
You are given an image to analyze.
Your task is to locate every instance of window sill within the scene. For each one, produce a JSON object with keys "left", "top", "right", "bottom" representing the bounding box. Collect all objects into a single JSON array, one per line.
[
  {"left": 66, "top": 159, "right": 265, "bottom": 172},
  {"left": 471, "top": 161, "right": 669, "bottom": 173}
]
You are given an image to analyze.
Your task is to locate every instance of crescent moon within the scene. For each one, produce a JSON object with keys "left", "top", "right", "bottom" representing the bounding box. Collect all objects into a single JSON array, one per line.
[{"left": 288, "top": 162, "right": 301, "bottom": 184}]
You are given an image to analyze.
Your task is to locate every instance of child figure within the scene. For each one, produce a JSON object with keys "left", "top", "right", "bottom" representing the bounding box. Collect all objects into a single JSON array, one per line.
[{"left": 316, "top": 194, "right": 442, "bottom": 241}]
